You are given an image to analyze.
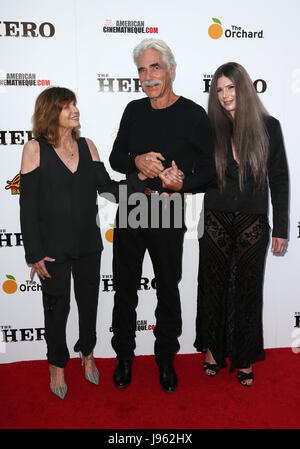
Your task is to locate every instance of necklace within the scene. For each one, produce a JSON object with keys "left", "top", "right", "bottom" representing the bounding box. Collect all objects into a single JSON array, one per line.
[
  {"left": 65, "top": 151, "right": 74, "bottom": 163},
  {"left": 54, "top": 144, "right": 77, "bottom": 165}
]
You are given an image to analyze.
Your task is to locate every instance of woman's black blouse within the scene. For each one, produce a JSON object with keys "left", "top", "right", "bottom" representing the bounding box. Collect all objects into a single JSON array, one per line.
[
  {"left": 183, "top": 116, "right": 289, "bottom": 238},
  {"left": 19, "top": 137, "right": 144, "bottom": 264}
]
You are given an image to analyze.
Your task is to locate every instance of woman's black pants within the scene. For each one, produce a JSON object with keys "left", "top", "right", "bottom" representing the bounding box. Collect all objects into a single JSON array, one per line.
[{"left": 41, "top": 252, "right": 101, "bottom": 368}]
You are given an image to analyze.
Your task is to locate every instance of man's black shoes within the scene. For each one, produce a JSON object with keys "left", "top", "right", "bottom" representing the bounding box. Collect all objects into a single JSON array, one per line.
[
  {"left": 159, "top": 363, "right": 177, "bottom": 393},
  {"left": 113, "top": 359, "right": 132, "bottom": 389},
  {"left": 113, "top": 359, "right": 177, "bottom": 392}
]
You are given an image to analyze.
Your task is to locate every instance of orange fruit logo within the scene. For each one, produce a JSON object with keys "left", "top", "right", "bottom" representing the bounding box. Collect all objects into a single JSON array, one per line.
[
  {"left": 2, "top": 275, "right": 18, "bottom": 294},
  {"left": 208, "top": 18, "right": 223, "bottom": 39},
  {"left": 105, "top": 225, "right": 114, "bottom": 243}
]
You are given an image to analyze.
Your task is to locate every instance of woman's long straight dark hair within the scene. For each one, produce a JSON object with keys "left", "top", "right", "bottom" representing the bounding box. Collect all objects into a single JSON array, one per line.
[{"left": 208, "top": 62, "right": 269, "bottom": 190}]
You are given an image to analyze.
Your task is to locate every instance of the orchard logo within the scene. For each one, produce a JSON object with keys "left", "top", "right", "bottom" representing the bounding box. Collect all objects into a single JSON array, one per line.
[
  {"left": 5, "top": 173, "right": 20, "bottom": 195},
  {"left": 105, "top": 225, "right": 114, "bottom": 243},
  {"left": 208, "top": 17, "right": 264, "bottom": 39},
  {"left": 2, "top": 275, "right": 18, "bottom": 294},
  {"left": 2, "top": 275, "right": 42, "bottom": 294},
  {"left": 208, "top": 18, "right": 223, "bottom": 39}
]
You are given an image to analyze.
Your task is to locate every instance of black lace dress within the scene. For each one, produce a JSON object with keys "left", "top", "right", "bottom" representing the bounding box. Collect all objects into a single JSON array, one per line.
[
  {"left": 193, "top": 116, "right": 289, "bottom": 370},
  {"left": 194, "top": 209, "right": 269, "bottom": 370}
]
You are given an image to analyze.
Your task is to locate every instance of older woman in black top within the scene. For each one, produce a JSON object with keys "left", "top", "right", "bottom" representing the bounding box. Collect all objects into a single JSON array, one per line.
[
  {"left": 20, "top": 87, "right": 143, "bottom": 399},
  {"left": 161, "top": 62, "right": 289, "bottom": 386}
]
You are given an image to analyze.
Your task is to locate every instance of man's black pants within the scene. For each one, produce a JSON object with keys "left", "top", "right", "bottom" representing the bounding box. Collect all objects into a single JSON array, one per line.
[
  {"left": 111, "top": 197, "right": 186, "bottom": 365},
  {"left": 41, "top": 252, "right": 101, "bottom": 368}
]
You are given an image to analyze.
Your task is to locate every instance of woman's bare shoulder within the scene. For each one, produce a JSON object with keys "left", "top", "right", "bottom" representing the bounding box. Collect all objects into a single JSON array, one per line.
[
  {"left": 85, "top": 137, "right": 100, "bottom": 161},
  {"left": 21, "top": 139, "right": 40, "bottom": 173}
]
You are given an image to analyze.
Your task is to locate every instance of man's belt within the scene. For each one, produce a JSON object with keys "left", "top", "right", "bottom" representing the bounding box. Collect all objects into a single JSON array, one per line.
[{"left": 144, "top": 188, "right": 174, "bottom": 196}]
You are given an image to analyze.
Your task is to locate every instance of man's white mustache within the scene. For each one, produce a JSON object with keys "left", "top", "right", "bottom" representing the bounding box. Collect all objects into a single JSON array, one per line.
[{"left": 142, "top": 80, "right": 163, "bottom": 87}]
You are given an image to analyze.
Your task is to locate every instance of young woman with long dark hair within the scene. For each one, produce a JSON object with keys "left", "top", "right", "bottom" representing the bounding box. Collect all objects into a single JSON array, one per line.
[{"left": 197, "top": 63, "right": 289, "bottom": 385}]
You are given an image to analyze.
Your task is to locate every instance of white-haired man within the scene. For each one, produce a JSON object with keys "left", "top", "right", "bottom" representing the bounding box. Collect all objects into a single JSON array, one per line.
[{"left": 109, "top": 38, "right": 215, "bottom": 392}]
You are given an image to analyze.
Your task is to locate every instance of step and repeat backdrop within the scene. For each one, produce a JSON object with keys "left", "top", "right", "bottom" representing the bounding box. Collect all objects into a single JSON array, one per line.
[{"left": 1, "top": 0, "right": 300, "bottom": 363}]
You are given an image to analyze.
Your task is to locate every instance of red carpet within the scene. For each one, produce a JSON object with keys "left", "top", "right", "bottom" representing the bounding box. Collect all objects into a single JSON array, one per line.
[{"left": 0, "top": 348, "right": 299, "bottom": 430}]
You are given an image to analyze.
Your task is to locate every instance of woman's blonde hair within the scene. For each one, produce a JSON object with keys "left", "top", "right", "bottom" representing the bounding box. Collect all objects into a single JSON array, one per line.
[{"left": 32, "top": 86, "right": 80, "bottom": 146}]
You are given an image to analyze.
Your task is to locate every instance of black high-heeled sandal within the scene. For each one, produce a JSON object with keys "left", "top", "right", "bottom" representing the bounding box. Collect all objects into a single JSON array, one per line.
[
  {"left": 203, "top": 362, "right": 219, "bottom": 377},
  {"left": 237, "top": 370, "right": 254, "bottom": 387}
]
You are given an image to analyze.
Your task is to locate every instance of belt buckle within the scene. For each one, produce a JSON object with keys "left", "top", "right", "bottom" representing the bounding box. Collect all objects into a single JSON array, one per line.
[{"left": 144, "top": 188, "right": 159, "bottom": 195}]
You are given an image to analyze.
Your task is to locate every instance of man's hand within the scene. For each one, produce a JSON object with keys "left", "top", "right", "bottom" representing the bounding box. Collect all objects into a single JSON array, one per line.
[
  {"left": 138, "top": 172, "right": 147, "bottom": 180},
  {"left": 161, "top": 160, "right": 184, "bottom": 184},
  {"left": 135, "top": 152, "right": 165, "bottom": 178},
  {"left": 159, "top": 161, "right": 183, "bottom": 191},
  {"left": 31, "top": 256, "right": 55, "bottom": 280},
  {"left": 271, "top": 237, "right": 287, "bottom": 254}
]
